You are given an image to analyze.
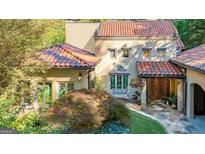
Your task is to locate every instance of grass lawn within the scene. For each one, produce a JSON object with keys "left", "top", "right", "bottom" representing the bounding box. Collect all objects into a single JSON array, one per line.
[{"left": 128, "top": 111, "right": 167, "bottom": 134}]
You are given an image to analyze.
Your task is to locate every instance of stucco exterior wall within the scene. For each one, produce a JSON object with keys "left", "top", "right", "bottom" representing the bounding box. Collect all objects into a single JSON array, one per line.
[
  {"left": 45, "top": 68, "right": 88, "bottom": 101},
  {"left": 66, "top": 22, "right": 100, "bottom": 53},
  {"left": 186, "top": 69, "right": 205, "bottom": 119},
  {"left": 65, "top": 22, "right": 178, "bottom": 99},
  {"left": 94, "top": 38, "right": 177, "bottom": 98}
]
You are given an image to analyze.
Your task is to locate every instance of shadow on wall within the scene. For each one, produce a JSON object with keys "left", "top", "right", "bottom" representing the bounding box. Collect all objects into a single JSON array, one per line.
[
  {"left": 83, "top": 36, "right": 96, "bottom": 53},
  {"left": 93, "top": 38, "right": 176, "bottom": 97}
]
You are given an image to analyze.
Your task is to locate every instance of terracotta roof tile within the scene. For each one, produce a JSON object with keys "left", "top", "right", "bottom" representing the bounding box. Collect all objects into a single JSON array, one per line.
[
  {"left": 35, "top": 44, "right": 100, "bottom": 69},
  {"left": 96, "top": 20, "right": 184, "bottom": 49},
  {"left": 136, "top": 61, "right": 184, "bottom": 78},
  {"left": 170, "top": 44, "right": 205, "bottom": 74}
]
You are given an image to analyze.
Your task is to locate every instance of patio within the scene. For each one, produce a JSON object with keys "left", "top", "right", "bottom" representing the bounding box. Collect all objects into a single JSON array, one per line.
[
  {"left": 190, "top": 116, "right": 205, "bottom": 134},
  {"left": 126, "top": 101, "right": 202, "bottom": 134}
]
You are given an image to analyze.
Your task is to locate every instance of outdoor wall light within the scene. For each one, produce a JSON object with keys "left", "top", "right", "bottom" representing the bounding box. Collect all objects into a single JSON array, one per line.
[{"left": 78, "top": 72, "right": 83, "bottom": 81}]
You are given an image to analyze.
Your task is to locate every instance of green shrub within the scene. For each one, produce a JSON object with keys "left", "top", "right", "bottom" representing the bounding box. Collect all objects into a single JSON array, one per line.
[
  {"left": 0, "top": 89, "right": 129, "bottom": 134},
  {"left": 132, "top": 90, "right": 141, "bottom": 105},
  {"left": 11, "top": 112, "right": 61, "bottom": 134},
  {"left": 92, "top": 76, "right": 103, "bottom": 91},
  {"left": 103, "top": 97, "right": 129, "bottom": 125},
  {"left": 164, "top": 96, "right": 177, "bottom": 105},
  {"left": 0, "top": 99, "right": 16, "bottom": 128}
]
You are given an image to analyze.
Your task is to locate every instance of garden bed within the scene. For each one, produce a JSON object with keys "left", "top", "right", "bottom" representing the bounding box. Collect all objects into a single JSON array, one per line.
[{"left": 0, "top": 89, "right": 166, "bottom": 134}]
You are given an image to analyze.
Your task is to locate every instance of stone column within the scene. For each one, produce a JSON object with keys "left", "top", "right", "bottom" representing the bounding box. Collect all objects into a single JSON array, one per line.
[
  {"left": 141, "top": 78, "right": 147, "bottom": 110},
  {"left": 177, "top": 79, "right": 183, "bottom": 112},
  {"left": 186, "top": 83, "right": 194, "bottom": 119},
  {"left": 52, "top": 81, "right": 58, "bottom": 102}
]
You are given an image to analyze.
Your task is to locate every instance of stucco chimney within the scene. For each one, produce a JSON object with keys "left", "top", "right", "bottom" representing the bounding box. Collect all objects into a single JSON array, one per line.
[{"left": 65, "top": 21, "right": 100, "bottom": 53}]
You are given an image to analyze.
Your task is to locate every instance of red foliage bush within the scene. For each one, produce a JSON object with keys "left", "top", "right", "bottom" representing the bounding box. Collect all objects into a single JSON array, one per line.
[{"left": 43, "top": 89, "right": 129, "bottom": 133}]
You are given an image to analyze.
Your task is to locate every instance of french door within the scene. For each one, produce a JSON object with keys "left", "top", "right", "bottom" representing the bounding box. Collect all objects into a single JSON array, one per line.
[{"left": 110, "top": 74, "right": 128, "bottom": 95}]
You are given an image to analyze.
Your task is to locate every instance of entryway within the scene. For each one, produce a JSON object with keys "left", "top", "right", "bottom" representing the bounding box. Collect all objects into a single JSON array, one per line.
[
  {"left": 147, "top": 78, "right": 178, "bottom": 103},
  {"left": 194, "top": 84, "right": 205, "bottom": 115}
]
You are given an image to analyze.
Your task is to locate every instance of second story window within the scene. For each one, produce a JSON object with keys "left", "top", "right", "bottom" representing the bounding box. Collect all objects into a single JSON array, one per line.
[
  {"left": 123, "top": 49, "right": 129, "bottom": 58},
  {"left": 157, "top": 48, "right": 167, "bottom": 57},
  {"left": 142, "top": 48, "right": 152, "bottom": 59},
  {"left": 108, "top": 48, "right": 116, "bottom": 58}
]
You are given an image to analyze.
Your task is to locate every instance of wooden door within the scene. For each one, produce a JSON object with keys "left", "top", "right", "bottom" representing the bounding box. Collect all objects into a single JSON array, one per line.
[{"left": 147, "top": 78, "right": 170, "bottom": 103}]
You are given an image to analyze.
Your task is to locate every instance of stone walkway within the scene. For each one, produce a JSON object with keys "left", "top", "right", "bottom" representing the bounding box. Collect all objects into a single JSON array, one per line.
[{"left": 126, "top": 102, "right": 199, "bottom": 134}]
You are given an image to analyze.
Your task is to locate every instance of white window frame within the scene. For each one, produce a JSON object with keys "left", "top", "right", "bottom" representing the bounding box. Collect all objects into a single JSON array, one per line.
[{"left": 110, "top": 74, "right": 129, "bottom": 95}]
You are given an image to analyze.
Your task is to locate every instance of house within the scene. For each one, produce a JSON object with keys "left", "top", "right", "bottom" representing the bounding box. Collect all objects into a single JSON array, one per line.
[
  {"left": 66, "top": 20, "right": 185, "bottom": 103},
  {"left": 170, "top": 44, "right": 205, "bottom": 119},
  {"left": 33, "top": 44, "right": 100, "bottom": 102},
  {"left": 33, "top": 20, "right": 205, "bottom": 120}
]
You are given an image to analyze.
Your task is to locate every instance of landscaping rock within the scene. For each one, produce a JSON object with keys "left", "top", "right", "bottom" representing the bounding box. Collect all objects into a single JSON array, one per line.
[
  {"left": 0, "top": 128, "right": 16, "bottom": 134},
  {"left": 94, "top": 121, "right": 129, "bottom": 134}
]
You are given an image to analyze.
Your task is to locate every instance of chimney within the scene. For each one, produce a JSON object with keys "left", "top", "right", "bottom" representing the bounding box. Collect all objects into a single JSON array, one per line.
[{"left": 66, "top": 21, "right": 100, "bottom": 53}]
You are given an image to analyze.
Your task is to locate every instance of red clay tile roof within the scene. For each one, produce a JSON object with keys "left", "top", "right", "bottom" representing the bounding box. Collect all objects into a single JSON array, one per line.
[
  {"left": 96, "top": 20, "right": 184, "bottom": 49},
  {"left": 35, "top": 44, "right": 100, "bottom": 68},
  {"left": 136, "top": 61, "right": 184, "bottom": 78},
  {"left": 170, "top": 44, "right": 205, "bottom": 74}
]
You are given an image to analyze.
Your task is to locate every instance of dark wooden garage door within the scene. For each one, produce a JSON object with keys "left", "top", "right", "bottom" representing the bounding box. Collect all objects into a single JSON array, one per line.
[{"left": 147, "top": 78, "right": 170, "bottom": 103}]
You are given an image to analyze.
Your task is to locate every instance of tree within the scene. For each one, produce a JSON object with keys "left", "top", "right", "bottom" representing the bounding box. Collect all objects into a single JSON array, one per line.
[
  {"left": 0, "top": 20, "right": 65, "bottom": 98},
  {"left": 173, "top": 19, "right": 205, "bottom": 49},
  {"left": 41, "top": 20, "right": 65, "bottom": 45}
]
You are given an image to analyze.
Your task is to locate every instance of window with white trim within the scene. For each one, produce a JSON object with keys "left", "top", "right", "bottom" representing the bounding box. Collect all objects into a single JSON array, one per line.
[{"left": 110, "top": 74, "right": 129, "bottom": 90}]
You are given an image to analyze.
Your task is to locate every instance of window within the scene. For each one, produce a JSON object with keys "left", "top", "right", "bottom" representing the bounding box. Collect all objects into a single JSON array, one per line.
[
  {"left": 110, "top": 75, "right": 115, "bottom": 89},
  {"left": 123, "top": 75, "right": 128, "bottom": 89},
  {"left": 142, "top": 48, "right": 152, "bottom": 58},
  {"left": 157, "top": 48, "right": 166, "bottom": 57},
  {"left": 58, "top": 82, "right": 74, "bottom": 97},
  {"left": 110, "top": 74, "right": 129, "bottom": 90},
  {"left": 123, "top": 49, "right": 129, "bottom": 57},
  {"left": 117, "top": 75, "right": 122, "bottom": 89},
  {"left": 108, "top": 48, "right": 116, "bottom": 58}
]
